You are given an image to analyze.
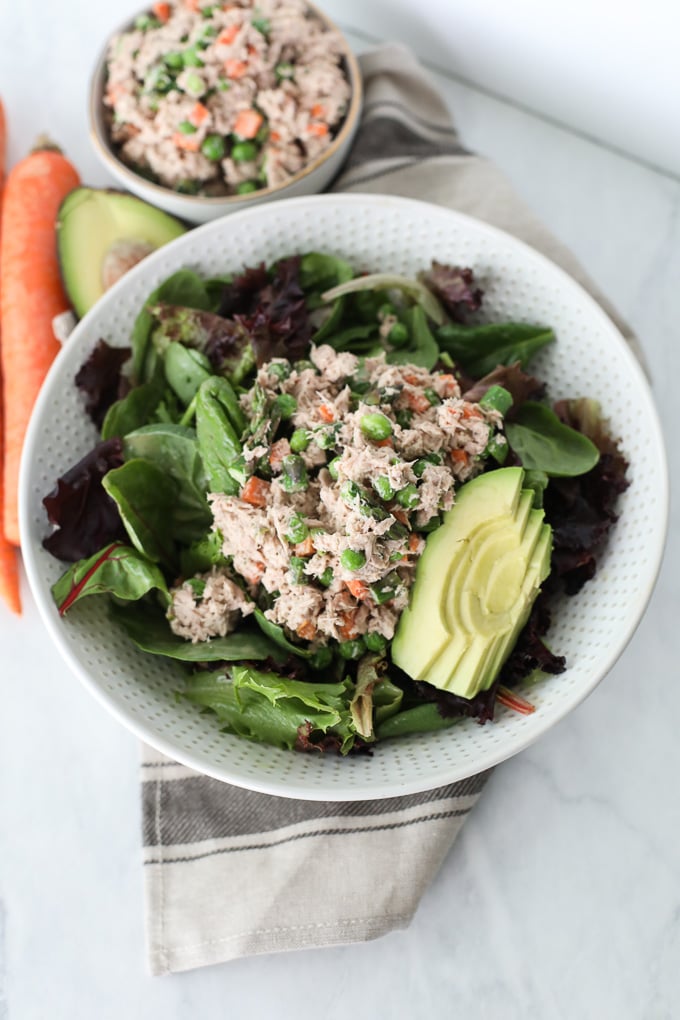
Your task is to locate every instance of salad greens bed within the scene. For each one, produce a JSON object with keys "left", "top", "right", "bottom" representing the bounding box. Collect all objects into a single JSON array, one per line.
[{"left": 42, "top": 254, "right": 628, "bottom": 754}]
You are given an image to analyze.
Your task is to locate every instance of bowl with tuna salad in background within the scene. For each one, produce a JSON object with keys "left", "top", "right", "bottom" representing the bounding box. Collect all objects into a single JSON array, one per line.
[
  {"left": 89, "top": 0, "right": 362, "bottom": 223},
  {"left": 19, "top": 194, "right": 667, "bottom": 800}
]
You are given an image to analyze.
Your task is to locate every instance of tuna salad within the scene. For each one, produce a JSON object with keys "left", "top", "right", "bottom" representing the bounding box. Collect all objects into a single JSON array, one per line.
[
  {"left": 103, "top": 0, "right": 352, "bottom": 195},
  {"left": 43, "top": 254, "right": 628, "bottom": 754}
]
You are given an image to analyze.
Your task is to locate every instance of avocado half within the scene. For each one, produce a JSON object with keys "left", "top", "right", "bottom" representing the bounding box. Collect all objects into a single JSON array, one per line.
[
  {"left": 57, "top": 188, "right": 186, "bottom": 318},
  {"left": 391, "top": 467, "right": 552, "bottom": 699}
]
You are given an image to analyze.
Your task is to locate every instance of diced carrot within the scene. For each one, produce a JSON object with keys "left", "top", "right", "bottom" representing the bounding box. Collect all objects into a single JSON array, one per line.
[
  {"left": 233, "top": 109, "right": 264, "bottom": 139},
  {"left": 438, "top": 373, "right": 458, "bottom": 396},
  {"left": 244, "top": 560, "right": 265, "bottom": 585},
  {"left": 345, "top": 579, "right": 369, "bottom": 601},
  {"left": 403, "top": 373, "right": 421, "bottom": 385},
  {"left": 318, "top": 403, "right": 335, "bottom": 423},
  {"left": 404, "top": 390, "right": 431, "bottom": 414},
  {"left": 240, "top": 476, "right": 270, "bottom": 507},
  {"left": 337, "top": 610, "right": 359, "bottom": 640},
  {"left": 224, "top": 59, "right": 248, "bottom": 79},
  {"left": 311, "top": 103, "right": 325, "bottom": 118},
  {"left": 189, "top": 101, "right": 210, "bottom": 127},
  {"left": 268, "top": 437, "right": 290, "bottom": 471},
  {"left": 408, "top": 533, "right": 423, "bottom": 553},
  {"left": 293, "top": 536, "right": 315, "bottom": 558},
  {"left": 247, "top": 44, "right": 258, "bottom": 56},
  {"left": 451, "top": 448, "right": 469, "bottom": 465},
  {"left": 173, "top": 132, "right": 200, "bottom": 152},
  {"left": 217, "top": 25, "right": 239, "bottom": 46},
  {"left": 269, "top": 130, "right": 281, "bottom": 142},
  {"left": 185, "top": 0, "right": 201, "bottom": 11},
  {"left": 307, "top": 122, "right": 329, "bottom": 137},
  {"left": 296, "top": 619, "right": 317, "bottom": 641},
  {"left": 152, "top": 2, "right": 171, "bottom": 22},
  {"left": 374, "top": 437, "right": 393, "bottom": 448},
  {"left": 392, "top": 508, "right": 408, "bottom": 526},
  {"left": 462, "top": 404, "right": 483, "bottom": 419},
  {"left": 497, "top": 686, "right": 536, "bottom": 716}
]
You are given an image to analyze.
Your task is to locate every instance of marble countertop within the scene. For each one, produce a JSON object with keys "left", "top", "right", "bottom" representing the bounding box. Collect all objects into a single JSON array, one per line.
[{"left": 1, "top": 3, "right": 678, "bottom": 1017}]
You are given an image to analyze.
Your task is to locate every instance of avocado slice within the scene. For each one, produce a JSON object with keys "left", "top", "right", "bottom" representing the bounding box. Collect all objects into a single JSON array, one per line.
[
  {"left": 57, "top": 188, "right": 186, "bottom": 318},
  {"left": 391, "top": 467, "right": 552, "bottom": 699}
]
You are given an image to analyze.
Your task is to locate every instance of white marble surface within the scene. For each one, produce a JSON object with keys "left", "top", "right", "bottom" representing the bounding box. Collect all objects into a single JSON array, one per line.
[{"left": 0, "top": 3, "right": 678, "bottom": 1018}]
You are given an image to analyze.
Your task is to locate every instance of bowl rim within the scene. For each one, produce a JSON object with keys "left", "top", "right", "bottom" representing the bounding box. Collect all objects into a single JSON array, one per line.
[
  {"left": 19, "top": 193, "right": 670, "bottom": 799},
  {"left": 88, "top": 0, "right": 363, "bottom": 207}
]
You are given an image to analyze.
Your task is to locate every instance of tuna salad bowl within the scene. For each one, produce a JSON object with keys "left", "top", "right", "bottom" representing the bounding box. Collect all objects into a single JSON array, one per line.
[
  {"left": 89, "top": 0, "right": 362, "bottom": 223},
  {"left": 19, "top": 195, "right": 667, "bottom": 799}
]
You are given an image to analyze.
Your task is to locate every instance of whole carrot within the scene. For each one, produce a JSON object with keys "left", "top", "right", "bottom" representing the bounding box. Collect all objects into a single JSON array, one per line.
[
  {"left": 0, "top": 137, "right": 80, "bottom": 545},
  {"left": 0, "top": 98, "right": 21, "bottom": 611}
]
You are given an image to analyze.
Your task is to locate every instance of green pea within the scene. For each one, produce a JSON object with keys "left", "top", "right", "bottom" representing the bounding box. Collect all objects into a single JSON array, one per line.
[
  {"left": 338, "top": 637, "right": 366, "bottom": 660},
  {"left": 364, "top": 632, "right": 388, "bottom": 653},
  {"left": 327, "top": 456, "right": 341, "bottom": 480},
  {"left": 294, "top": 359, "right": 315, "bottom": 373},
  {"left": 370, "top": 571, "right": 401, "bottom": 605},
  {"left": 289, "top": 556, "right": 307, "bottom": 585},
  {"left": 413, "top": 454, "right": 442, "bottom": 477},
  {"left": 274, "top": 393, "right": 297, "bottom": 420},
  {"left": 177, "top": 119, "right": 197, "bottom": 134},
  {"left": 341, "top": 548, "right": 366, "bottom": 572},
  {"left": 396, "top": 483, "right": 419, "bottom": 509},
  {"left": 275, "top": 62, "right": 295, "bottom": 81},
  {"left": 372, "top": 476, "right": 394, "bottom": 501},
  {"left": 378, "top": 302, "right": 396, "bottom": 319},
  {"left": 252, "top": 15, "right": 271, "bottom": 34},
  {"left": 183, "top": 46, "right": 204, "bottom": 67},
  {"left": 286, "top": 512, "right": 309, "bottom": 545},
  {"left": 309, "top": 646, "right": 333, "bottom": 670},
  {"left": 425, "top": 388, "right": 442, "bottom": 406},
  {"left": 318, "top": 566, "right": 334, "bottom": 588},
  {"left": 135, "top": 14, "right": 161, "bottom": 30},
  {"left": 280, "top": 454, "right": 308, "bottom": 492},
  {"left": 236, "top": 180, "right": 258, "bottom": 195},
  {"left": 396, "top": 409, "right": 413, "bottom": 429},
  {"left": 290, "top": 428, "right": 310, "bottom": 453},
  {"left": 164, "top": 51, "right": 185, "bottom": 70},
  {"left": 360, "top": 412, "right": 393, "bottom": 441},
  {"left": 217, "top": 78, "right": 231, "bottom": 91},
  {"left": 388, "top": 321, "right": 409, "bottom": 346},
  {"left": 183, "top": 71, "right": 205, "bottom": 96},
  {"left": 314, "top": 424, "right": 340, "bottom": 450},
  {"left": 267, "top": 360, "right": 291, "bottom": 380},
  {"left": 231, "top": 140, "right": 258, "bottom": 162},
  {"left": 201, "top": 134, "right": 226, "bottom": 161}
]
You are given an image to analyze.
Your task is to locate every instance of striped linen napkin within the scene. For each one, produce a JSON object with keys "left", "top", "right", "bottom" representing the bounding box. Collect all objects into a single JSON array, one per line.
[{"left": 142, "top": 42, "right": 640, "bottom": 976}]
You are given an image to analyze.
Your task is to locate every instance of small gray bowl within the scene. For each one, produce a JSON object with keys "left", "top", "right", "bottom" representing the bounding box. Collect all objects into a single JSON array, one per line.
[{"left": 89, "top": 2, "right": 363, "bottom": 224}]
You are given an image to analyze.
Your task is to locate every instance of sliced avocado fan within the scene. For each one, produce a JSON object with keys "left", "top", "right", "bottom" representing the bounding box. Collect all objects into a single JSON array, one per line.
[
  {"left": 57, "top": 188, "right": 186, "bottom": 318},
  {"left": 391, "top": 467, "right": 552, "bottom": 699}
]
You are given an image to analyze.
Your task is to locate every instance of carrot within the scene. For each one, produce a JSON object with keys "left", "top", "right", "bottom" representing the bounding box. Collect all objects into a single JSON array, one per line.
[
  {"left": 344, "top": 579, "right": 369, "bottom": 602},
  {"left": 318, "top": 403, "right": 335, "bottom": 423},
  {"left": 450, "top": 448, "right": 469, "bottom": 465},
  {"left": 438, "top": 373, "right": 458, "bottom": 397},
  {"left": 240, "top": 476, "right": 270, "bottom": 507},
  {"left": 310, "top": 103, "right": 325, "bottom": 119},
  {"left": 0, "top": 99, "right": 21, "bottom": 612},
  {"left": 217, "top": 25, "right": 239, "bottom": 46},
  {"left": 461, "top": 404, "right": 483, "bottom": 420},
  {"left": 337, "top": 610, "right": 359, "bottom": 640},
  {"left": 152, "top": 2, "right": 171, "bottom": 21},
  {"left": 233, "top": 109, "right": 263, "bottom": 139},
  {"left": 185, "top": 0, "right": 201, "bottom": 10},
  {"left": 189, "top": 101, "right": 210, "bottom": 127},
  {"left": 408, "top": 533, "right": 423, "bottom": 554},
  {"left": 307, "top": 122, "right": 329, "bottom": 137},
  {"left": 0, "top": 137, "right": 80, "bottom": 546},
  {"left": 173, "top": 132, "right": 200, "bottom": 152},
  {"left": 404, "top": 390, "right": 431, "bottom": 414},
  {"left": 224, "top": 59, "right": 248, "bottom": 80},
  {"left": 296, "top": 619, "right": 316, "bottom": 642},
  {"left": 293, "top": 536, "right": 315, "bottom": 558},
  {"left": 374, "top": 437, "right": 393, "bottom": 449}
]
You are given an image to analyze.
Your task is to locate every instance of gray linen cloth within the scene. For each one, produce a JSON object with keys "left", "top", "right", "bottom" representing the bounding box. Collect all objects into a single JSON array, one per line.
[{"left": 142, "top": 43, "right": 640, "bottom": 976}]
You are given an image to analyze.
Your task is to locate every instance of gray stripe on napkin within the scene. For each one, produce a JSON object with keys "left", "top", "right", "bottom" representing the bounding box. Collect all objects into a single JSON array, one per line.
[{"left": 142, "top": 772, "right": 488, "bottom": 846}]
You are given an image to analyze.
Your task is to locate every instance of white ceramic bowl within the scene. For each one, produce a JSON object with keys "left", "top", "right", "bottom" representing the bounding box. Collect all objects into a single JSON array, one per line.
[
  {"left": 88, "top": 3, "right": 362, "bottom": 225},
  {"left": 20, "top": 194, "right": 668, "bottom": 800}
]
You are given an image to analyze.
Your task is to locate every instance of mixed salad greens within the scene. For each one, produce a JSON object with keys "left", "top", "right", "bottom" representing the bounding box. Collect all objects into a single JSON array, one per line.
[{"left": 42, "top": 254, "right": 628, "bottom": 754}]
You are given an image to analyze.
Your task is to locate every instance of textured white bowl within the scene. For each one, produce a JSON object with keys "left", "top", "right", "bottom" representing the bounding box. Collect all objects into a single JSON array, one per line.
[
  {"left": 88, "top": 4, "right": 362, "bottom": 224},
  {"left": 20, "top": 194, "right": 668, "bottom": 800}
]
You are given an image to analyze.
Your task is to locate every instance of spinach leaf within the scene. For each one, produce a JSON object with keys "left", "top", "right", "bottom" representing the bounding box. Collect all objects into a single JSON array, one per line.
[
  {"left": 505, "top": 402, "right": 601, "bottom": 477},
  {"left": 376, "top": 703, "right": 463, "bottom": 740},
  {"left": 163, "top": 343, "right": 213, "bottom": 405},
  {"left": 52, "top": 542, "right": 168, "bottom": 615},
  {"left": 179, "top": 529, "right": 227, "bottom": 576},
  {"left": 103, "top": 459, "right": 179, "bottom": 566},
  {"left": 298, "top": 252, "right": 354, "bottom": 292},
  {"left": 110, "top": 601, "right": 285, "bottom": 663},
  {"left": 387, "top": 305, "right": 439, "bottom": 369},
  {"left": 183, "top": 666, "right": 357, "bottom": 753},
  {"left": 123, "top": 424, "right": 211, "bottom": 538},
  {"left": 253, "top": 608, "right": 314, "bottom": 660},
  {"left": 132, "top": 270, "right": 217, "bottom": 382},
  {"left": 101, "top": 366, "right": 167, "bottom": 440},
  {"left": 195, "top": 377, "right": 244, "bottom": 495},
  {"left": 323, "top": 322, "right": 379, "bottom": 352},
  {"left": 436, "top": 321, "right": 555, "bottom": 378}
]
